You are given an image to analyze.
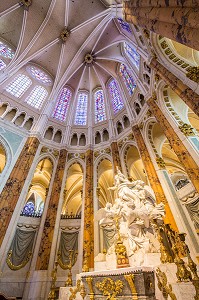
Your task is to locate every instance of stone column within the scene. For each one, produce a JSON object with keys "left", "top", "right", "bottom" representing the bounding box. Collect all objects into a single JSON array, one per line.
[
  {"left": 36, "top": 149, "right": 67, "bottom": 270},
  {"left": 123, "top": 1, "right": 199, "bottom": 50},
  {"left": 83, "top": 149, "right": 94, "bottom": 270},
  {"left": 0, "top": 137, "right": 40, "bottom": 246},
  {"left": 132, "top": 125, "right": 177, "bottom": 229},
  {"left": 111, "top": 141, "right": 122, "bottom": 173},
  {"left": 149, "top": 58, "right": 199, "bottom": 117},
  {"left": 147, "top": 96, "right": 199, "bottom": 193}
]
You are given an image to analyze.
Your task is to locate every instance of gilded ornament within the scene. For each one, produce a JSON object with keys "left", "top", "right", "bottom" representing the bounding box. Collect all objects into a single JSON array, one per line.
[
  {"left": 186, "top": 66, "right": 199, "bottom": 83},
  {"left": 19, "top": 0, "right": 32, "bottom": 9},
  {"left": 156, "top": 268, "right": 177, "bottom": 300},
  {"left": 154, "top": 74, "right": 160, "bottom": 83},
  {"left": 41, "top": 146, "right": 48, "bottom": 153},
  {"left": 156, "top": 157, "right": 166, "bottom": 169},
  {"left": 60, "top": 27, "right": 70, "bottom": 43},
  {"left": 86, "top": 277, "right": 94, "bottom": 300},
  {"left": 179, "top": 123, "right": 195, "bottom": 136},
  {"left": 84, "top": 53, "right": 94, "bottom": 64},
  {"left": 95, "top": 277, "right": 124, "bottom": 300},
  {"left": 69, "top": 279, "right": 81, "bottom": 300},
  {"left": 124, "top": 274, "right": 138, "bottom": 300},
  {"left": 48, "top": 261, "right": 58, "bottom": 300},
  {"left": 160, "top": 40, "right": 168, "bottom": 49},
  {"left": 152, "top": 91, "right": 157, "bottom": 101},
  {"left": 6, "top": 250, "right": 32, "bottom": 270}
]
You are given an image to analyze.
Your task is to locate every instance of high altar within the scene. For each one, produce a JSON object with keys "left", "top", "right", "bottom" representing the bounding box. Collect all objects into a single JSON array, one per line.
[{"left": 56, "top": 169, "right": 198, "bottom": 300}]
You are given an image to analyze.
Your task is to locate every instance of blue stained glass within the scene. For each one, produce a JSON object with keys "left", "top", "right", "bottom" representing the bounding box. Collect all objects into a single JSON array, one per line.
[
  {"left": 0, "top": 41, "right": 15, "bottom": 59},
  {"left": 52, "top": 87, "right": 72, "bottom": 121},
  {"left": 95, "top": 90, "right": 106, "bottom": 123},
  {"left": 6, "top": 74, "right": 32, "bottom": 98},
  {"left": 108, "top": 79, "right": 124, "bottom": 114},
  {"left": 74, "top": 93, "right": 88, "bottom": 125},
  {"left": 119, "top": 64, "right": 136, "bottom": 95},
  {"left": 22, "top": 202, "right": 35, "bottom": 216},
  {"left": 117, "top": 18, "right": 132, "bottom": 33},
  {"left": 124, "top": 42, "right": 140, "bottom": 69},
  {"left": 0, "top": 59, "right": 6, "bottom": 70}
]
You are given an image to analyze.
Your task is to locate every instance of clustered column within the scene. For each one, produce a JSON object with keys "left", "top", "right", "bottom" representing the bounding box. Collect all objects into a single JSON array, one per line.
[
  {"left": 150, "top": 58, "right": 199, "bottom": 117},
  {"left": 83, "top": 149, "right": 94, "bottom": 271},
  {"left": 123, "top": 1, "right": 199, "bottom": 50},
  {"left": 111, "top": 141, "right": 122, "bottom": 173},
  {"left": 0, "top": 137, "right": 40, "bottom": 246},
  {"left": 36, "top": 149, "right": 67, "bottom": 270},
  {"left": 132, "top": 125, "right": 177, "bottom": 230},
  {"left": 147, "top": 96, "right": 199, "bottom": 194}
]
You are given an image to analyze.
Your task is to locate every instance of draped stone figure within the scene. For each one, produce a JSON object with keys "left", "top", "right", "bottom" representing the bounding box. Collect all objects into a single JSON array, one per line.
[{"left": 95, "top": 167, "right": 165, "bottom": 267}]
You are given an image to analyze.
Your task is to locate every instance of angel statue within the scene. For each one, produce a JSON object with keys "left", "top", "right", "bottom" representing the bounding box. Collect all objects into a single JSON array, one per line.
[{"left": 95, "top": 167, "right": 165, "bottom": 267}]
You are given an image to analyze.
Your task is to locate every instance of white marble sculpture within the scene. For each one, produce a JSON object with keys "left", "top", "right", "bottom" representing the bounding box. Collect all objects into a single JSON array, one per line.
[{"left": 95, "top": 167, "right": 165, "bottom": 267}]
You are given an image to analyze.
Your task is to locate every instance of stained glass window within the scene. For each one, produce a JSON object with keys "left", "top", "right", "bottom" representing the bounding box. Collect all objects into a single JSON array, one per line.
[
  {"left": 117, "top": 18, "right": 132, "bottom": 33},
  {"left": 74, "top": 92, "right": 88, "bottom": 125},
  {"left": 25, "top": 85, "right": 48, "bottom": 109},
  {"left": 108, "top": 79, "right": 124, "bottom": 114},
  {"left": 26, "top": 65, "right": 53, "bottom": 86},
  {"left": 6, "top": 74, "right": 32, "bottom": 98},
  {"left": 52, "top": 87, "right": 72, "bottom": 121},
  {"left": 22, "top": 202, "right": 35, "bottom": 217},
  {"left": 95, "top": 90, "right": 106, "bottom": 123},
  {"left": 0, "top": 41, "right": 15, "bottom": 59},
  {"left": 0, "top": 59, "right": 6, "bottom": 70},
  {"left": 119, "top": 63, "right": 136, "bottom": 95},
  {"left": 124, "top": 42, "right": 140, "bottom": 69}
]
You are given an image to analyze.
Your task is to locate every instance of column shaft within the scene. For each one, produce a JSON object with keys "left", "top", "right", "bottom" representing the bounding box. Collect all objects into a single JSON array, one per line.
[
  {"left": 124, "top": 2, "right": 199, "bottom": 50},
  {"left": 0, "top": 137, "right": 40, "bottom": 246},
  {"left": 132, "top": 125, "right": 177, "bottom": 229},
  {"left": 147, "top": 97, "right": 199, "bottom": 193},
  {"left": 111, "top": 141, "right": 122, "bottom": 173},
  {"left": 83, "top": 149, "right": 94, "bottom": 269},
  {"left": 150, "top": 58, "right": 199, "bottom": 116},
  {"left": 36, "top": 149, "right": 67, "bottom": 270}
]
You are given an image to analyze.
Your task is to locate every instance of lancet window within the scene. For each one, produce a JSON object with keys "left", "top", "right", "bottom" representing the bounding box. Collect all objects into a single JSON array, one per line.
[
  {"left": 124, "top": 42, "right": 140, "bottom": 69},
  {"left": 108, "top": 79, "right": 124, "bottom": 114},
  {"left": 6, "top": 74, "right": 32, "bottom": 98},
  {"left": 95, "top": 89, "right": 106, "bottom": 123},
  {"left": 119, "top": 63, "right": 136, "bottom": 95},
  {"left": 25, "top": 86, "right": 48, "bottom": 109},
  {"left": 52, "top": 87, "right": 72, "bottom": 121},
  {"left": 74, "top": 92, "right": 88, "bottom": 125}
]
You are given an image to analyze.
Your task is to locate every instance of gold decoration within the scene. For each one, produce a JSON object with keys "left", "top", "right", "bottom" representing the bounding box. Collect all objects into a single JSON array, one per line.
[
  {"left": 84, "top": 53, "right": 94, "bottom": 64},
  {"left": 60, "top": 27, "right": 70, "bottom": 43},
  {"left": 69, "top": 279, "right": 81, "bottom": 300},
  {"left": 80, "top": 283, "right": 86, "bottom": 299},
  {"left": 6, "top": 250, "right": 32, "bottom": 270},
  {"left": 155, "top": 74, "right": 160, "bottom": 83},
  {"left": 114, "top": 215, "right": 129, "bottom": 268},
  {"left": 156, "top": 157, "right": 166, "bottom": 169},
  {"left": 86, "top": 277, "right": 94, "bottom": 300},
  {"left": 41, "top": 146, "right": 48, "bottom": 153},
  {"left": 95, "top": 277, "right": 124, "bottom": 300},
  {"left": 19, "top": 0, "right": 32, "bottom": 9},
  {"left": 57, "top": 250, "right": 78, "bottom": 272},
  {"left": 156, "top": 268, "right": 177, "bottom": 300},
  {"left": 124, "top": 274, "right": 138, "bottom": 300},
  {"left": 82, "top": 251, "right": 89, "bottom": 272},
  {"left": 139, "top": 122, "right": 144, "bottom": 130},
  {"left": 80, "top": 153, "right": 85, "bottom": 160},
  {"left": 186, "top": 66, "right": 199, "bottom": 83},
  {"left": 179, "top": 123, "right": 195, "bottom": 136},
  {"left": 48, "top": 261, "right": 58, "bottom": 300},
  {"left": 52, "top": 150, "right": 59, "bottom": 158},
  {"left": 152, "top": 91, "right": 157, "bottom": 101}
]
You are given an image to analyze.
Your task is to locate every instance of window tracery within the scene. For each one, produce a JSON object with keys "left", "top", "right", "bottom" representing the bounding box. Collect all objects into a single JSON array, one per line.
[
  {"left": 52, "top": 87, "right": 72, "bottom": 121},
  {"left": 25, "top": 85, "right": 48, "bottom": 109},
  {"left": 108, "top": 79, "right": 124, "bottom": 114},
  {"left": 74, "top": 92, "right": 88, "bottom": 126},
  {"left": 94, "top": 89, "right": 106, "bottom": 123},
  {"left": 124, "top": 42, "right": 140, "bottom": 69},
  {"left": 26, "top": 65, "right": 53, "bottom": 86},
  {"left": 119, "top": 64, "right": 136, "bottom": 95},
  {"left": 0, "top": 41, "right": 15, "bottom": 59},
  {"left": 6, "top": 74, "right": 32, "bottom": 98}
]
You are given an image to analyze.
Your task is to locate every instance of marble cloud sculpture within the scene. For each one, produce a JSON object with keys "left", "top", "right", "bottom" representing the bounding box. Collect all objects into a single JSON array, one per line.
[{"left": 95, "top": 167, "right": 165, "bottom": 267}]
